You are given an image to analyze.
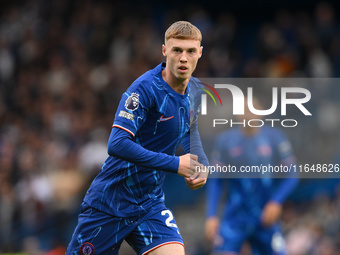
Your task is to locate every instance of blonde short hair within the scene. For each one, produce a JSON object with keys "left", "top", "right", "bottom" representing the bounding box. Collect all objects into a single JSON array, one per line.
[{"left": 165, "top": 21, "right": 202, "bottom": 43}]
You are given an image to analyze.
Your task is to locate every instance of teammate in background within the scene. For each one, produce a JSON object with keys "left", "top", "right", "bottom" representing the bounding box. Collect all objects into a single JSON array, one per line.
[
  {"left": 205, "top": 97, "right": 298, "bottom": 255},
  {"left": 67, "top": 21, "right": 209, "bottom": 255}
]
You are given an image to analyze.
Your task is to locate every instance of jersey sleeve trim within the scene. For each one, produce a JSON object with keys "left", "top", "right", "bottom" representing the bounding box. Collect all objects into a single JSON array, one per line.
[{"left": 112, "top": 124, "right": 135, "bottom": 137}]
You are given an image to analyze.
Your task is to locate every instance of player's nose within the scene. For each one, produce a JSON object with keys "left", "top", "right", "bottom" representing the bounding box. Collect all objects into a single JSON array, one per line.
[{"left": 179, "top": 52, "right": 188, "bottom": 62}]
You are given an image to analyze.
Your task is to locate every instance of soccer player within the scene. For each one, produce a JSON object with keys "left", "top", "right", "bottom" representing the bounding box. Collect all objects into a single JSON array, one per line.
[
  {"left": 66, "top": 21, "right": 209, "bottom": 255},
  {"left": 205, "top": 98, "right": 298, "bottom": 255}
]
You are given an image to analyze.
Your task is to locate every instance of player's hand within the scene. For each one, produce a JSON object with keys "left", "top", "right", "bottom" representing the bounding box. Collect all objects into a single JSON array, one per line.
[
  {"left": 205, "top": 217, "right": 220, "bottom": 243},
  {"left": 184, "top": 166, "right": 208, "bottom": 190},
  {"left": 261, "top": 201, "right": 282, "bottom": 227},
  {"left": 177, "top": 154, "right": 203, "bottom": 178}
]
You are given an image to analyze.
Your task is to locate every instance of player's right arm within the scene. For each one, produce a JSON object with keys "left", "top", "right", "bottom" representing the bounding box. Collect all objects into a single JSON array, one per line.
[
  {"left": 205, "top": 178, "right": 223, "bottom": 242},
  {"left": 108, "top": 126, "right": 199, "bottom": 178},
  {"left": 261, "top": 128, "right": 299, "bottom": 227},
  {"left": 205, "top": 216, "right": 220, "bottom": 243},
  {"left": 108, "top": 80, "right": 201, "bottom": 177}
]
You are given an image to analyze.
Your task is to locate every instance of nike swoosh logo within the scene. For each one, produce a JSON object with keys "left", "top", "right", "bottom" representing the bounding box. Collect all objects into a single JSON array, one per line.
[{"left": 159, "top": 115, "right": 174, "bottom": 122}]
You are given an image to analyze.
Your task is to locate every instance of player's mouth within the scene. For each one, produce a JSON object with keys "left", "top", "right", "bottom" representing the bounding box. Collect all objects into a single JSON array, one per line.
[{"left": 178, "top": 65, "right": 188, "bottom": 73}]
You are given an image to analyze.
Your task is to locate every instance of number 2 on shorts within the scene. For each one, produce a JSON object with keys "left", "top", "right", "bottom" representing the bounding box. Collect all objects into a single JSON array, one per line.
[{"left": 161, "top": 210, "right": 178, "bottom": 228}]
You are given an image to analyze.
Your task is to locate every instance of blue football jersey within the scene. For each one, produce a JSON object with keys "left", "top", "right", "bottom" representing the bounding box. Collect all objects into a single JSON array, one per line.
[
  {"left": 84, "top": 62, "right": 204, "bottom": 217},
  {"left": 207, "top": 126, "right": 298, "bottom": 223}
]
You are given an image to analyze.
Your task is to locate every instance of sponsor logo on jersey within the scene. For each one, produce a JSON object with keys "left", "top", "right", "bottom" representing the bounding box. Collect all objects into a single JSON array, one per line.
[
  {"left": 80, "top": 242, "right": 95, "bottom": 255},
  {"left": 119, "top": 110, "right": 135, "bottom": 121},
  {"left": 125, "top": 92, "right": 139, "bottom": 111}
]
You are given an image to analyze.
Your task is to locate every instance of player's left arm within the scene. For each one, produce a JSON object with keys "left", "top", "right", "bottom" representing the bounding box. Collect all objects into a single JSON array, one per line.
[
  {"left": 180, "top": 123, "right": 209, "bottom": 190},
  {"left": 262, "top": 129, "right": 299, "bottom": 227}
]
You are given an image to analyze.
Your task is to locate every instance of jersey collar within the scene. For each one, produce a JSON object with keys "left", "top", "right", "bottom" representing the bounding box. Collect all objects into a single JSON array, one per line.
[{"left": 156, "top": 62, "right": 190, "bottom": 98}]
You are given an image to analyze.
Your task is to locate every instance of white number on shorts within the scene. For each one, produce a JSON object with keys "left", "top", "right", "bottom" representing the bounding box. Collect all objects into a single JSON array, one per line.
[{"left": 161, "top": 210, "right": 178, "bottom": 228}]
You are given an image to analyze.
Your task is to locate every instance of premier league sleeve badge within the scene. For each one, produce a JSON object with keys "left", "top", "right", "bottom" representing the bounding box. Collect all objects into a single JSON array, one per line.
[{"left": 125, "top": 92, "right": 140, "bottom": 111}]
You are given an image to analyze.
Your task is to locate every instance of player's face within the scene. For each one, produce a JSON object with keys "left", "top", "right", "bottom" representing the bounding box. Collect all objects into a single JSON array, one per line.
[{"left": 162, "top": 38, "right": 202, "bottom": 82}]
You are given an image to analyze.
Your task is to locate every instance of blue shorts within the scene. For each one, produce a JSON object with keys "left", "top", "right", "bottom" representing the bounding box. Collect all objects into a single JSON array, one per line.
[
  {"left": 213, "top": 220, "right": 286, "bottom": 255},
  {"left": 66, "top": 202, "right": 184, "bottom": 255}
]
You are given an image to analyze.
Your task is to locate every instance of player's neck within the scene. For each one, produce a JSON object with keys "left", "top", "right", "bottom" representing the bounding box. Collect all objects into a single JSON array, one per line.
[
  {"left": 242, "top": 126, "right": 260, "bottom": 136},
  {"left": 162, "top": 68, "right": 188, "bottom": 95}
]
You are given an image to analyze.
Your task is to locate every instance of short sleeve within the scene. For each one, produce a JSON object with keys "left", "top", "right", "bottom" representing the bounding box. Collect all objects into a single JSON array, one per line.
[{"left": 271, "top": 128, "right": 295, "bottom": 164}]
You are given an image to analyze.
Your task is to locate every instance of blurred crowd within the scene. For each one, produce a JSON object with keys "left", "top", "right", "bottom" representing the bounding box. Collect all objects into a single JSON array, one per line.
[{"left": 0, "top": 0, "right": 340, "bottom": 254}]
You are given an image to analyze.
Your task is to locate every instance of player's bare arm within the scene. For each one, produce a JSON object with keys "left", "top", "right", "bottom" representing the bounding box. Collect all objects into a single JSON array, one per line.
[
  {"left": 177, "top": 154, "right": 202, "bottom": 178},
  {"left": 261, "top": 201, "right": 283, "bottom": 227},
  {"left": 205, "top": 216, "right": 220, "bottom": 243}
]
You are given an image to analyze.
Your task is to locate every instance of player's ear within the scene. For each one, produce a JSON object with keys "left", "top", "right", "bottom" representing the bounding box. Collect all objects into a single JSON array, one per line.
[
  {"left": 198, "top": 46, "right": 203, "bottom": 59},
  {"left": 162, "top": 44, "right": 167, "bottom": 57}
]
